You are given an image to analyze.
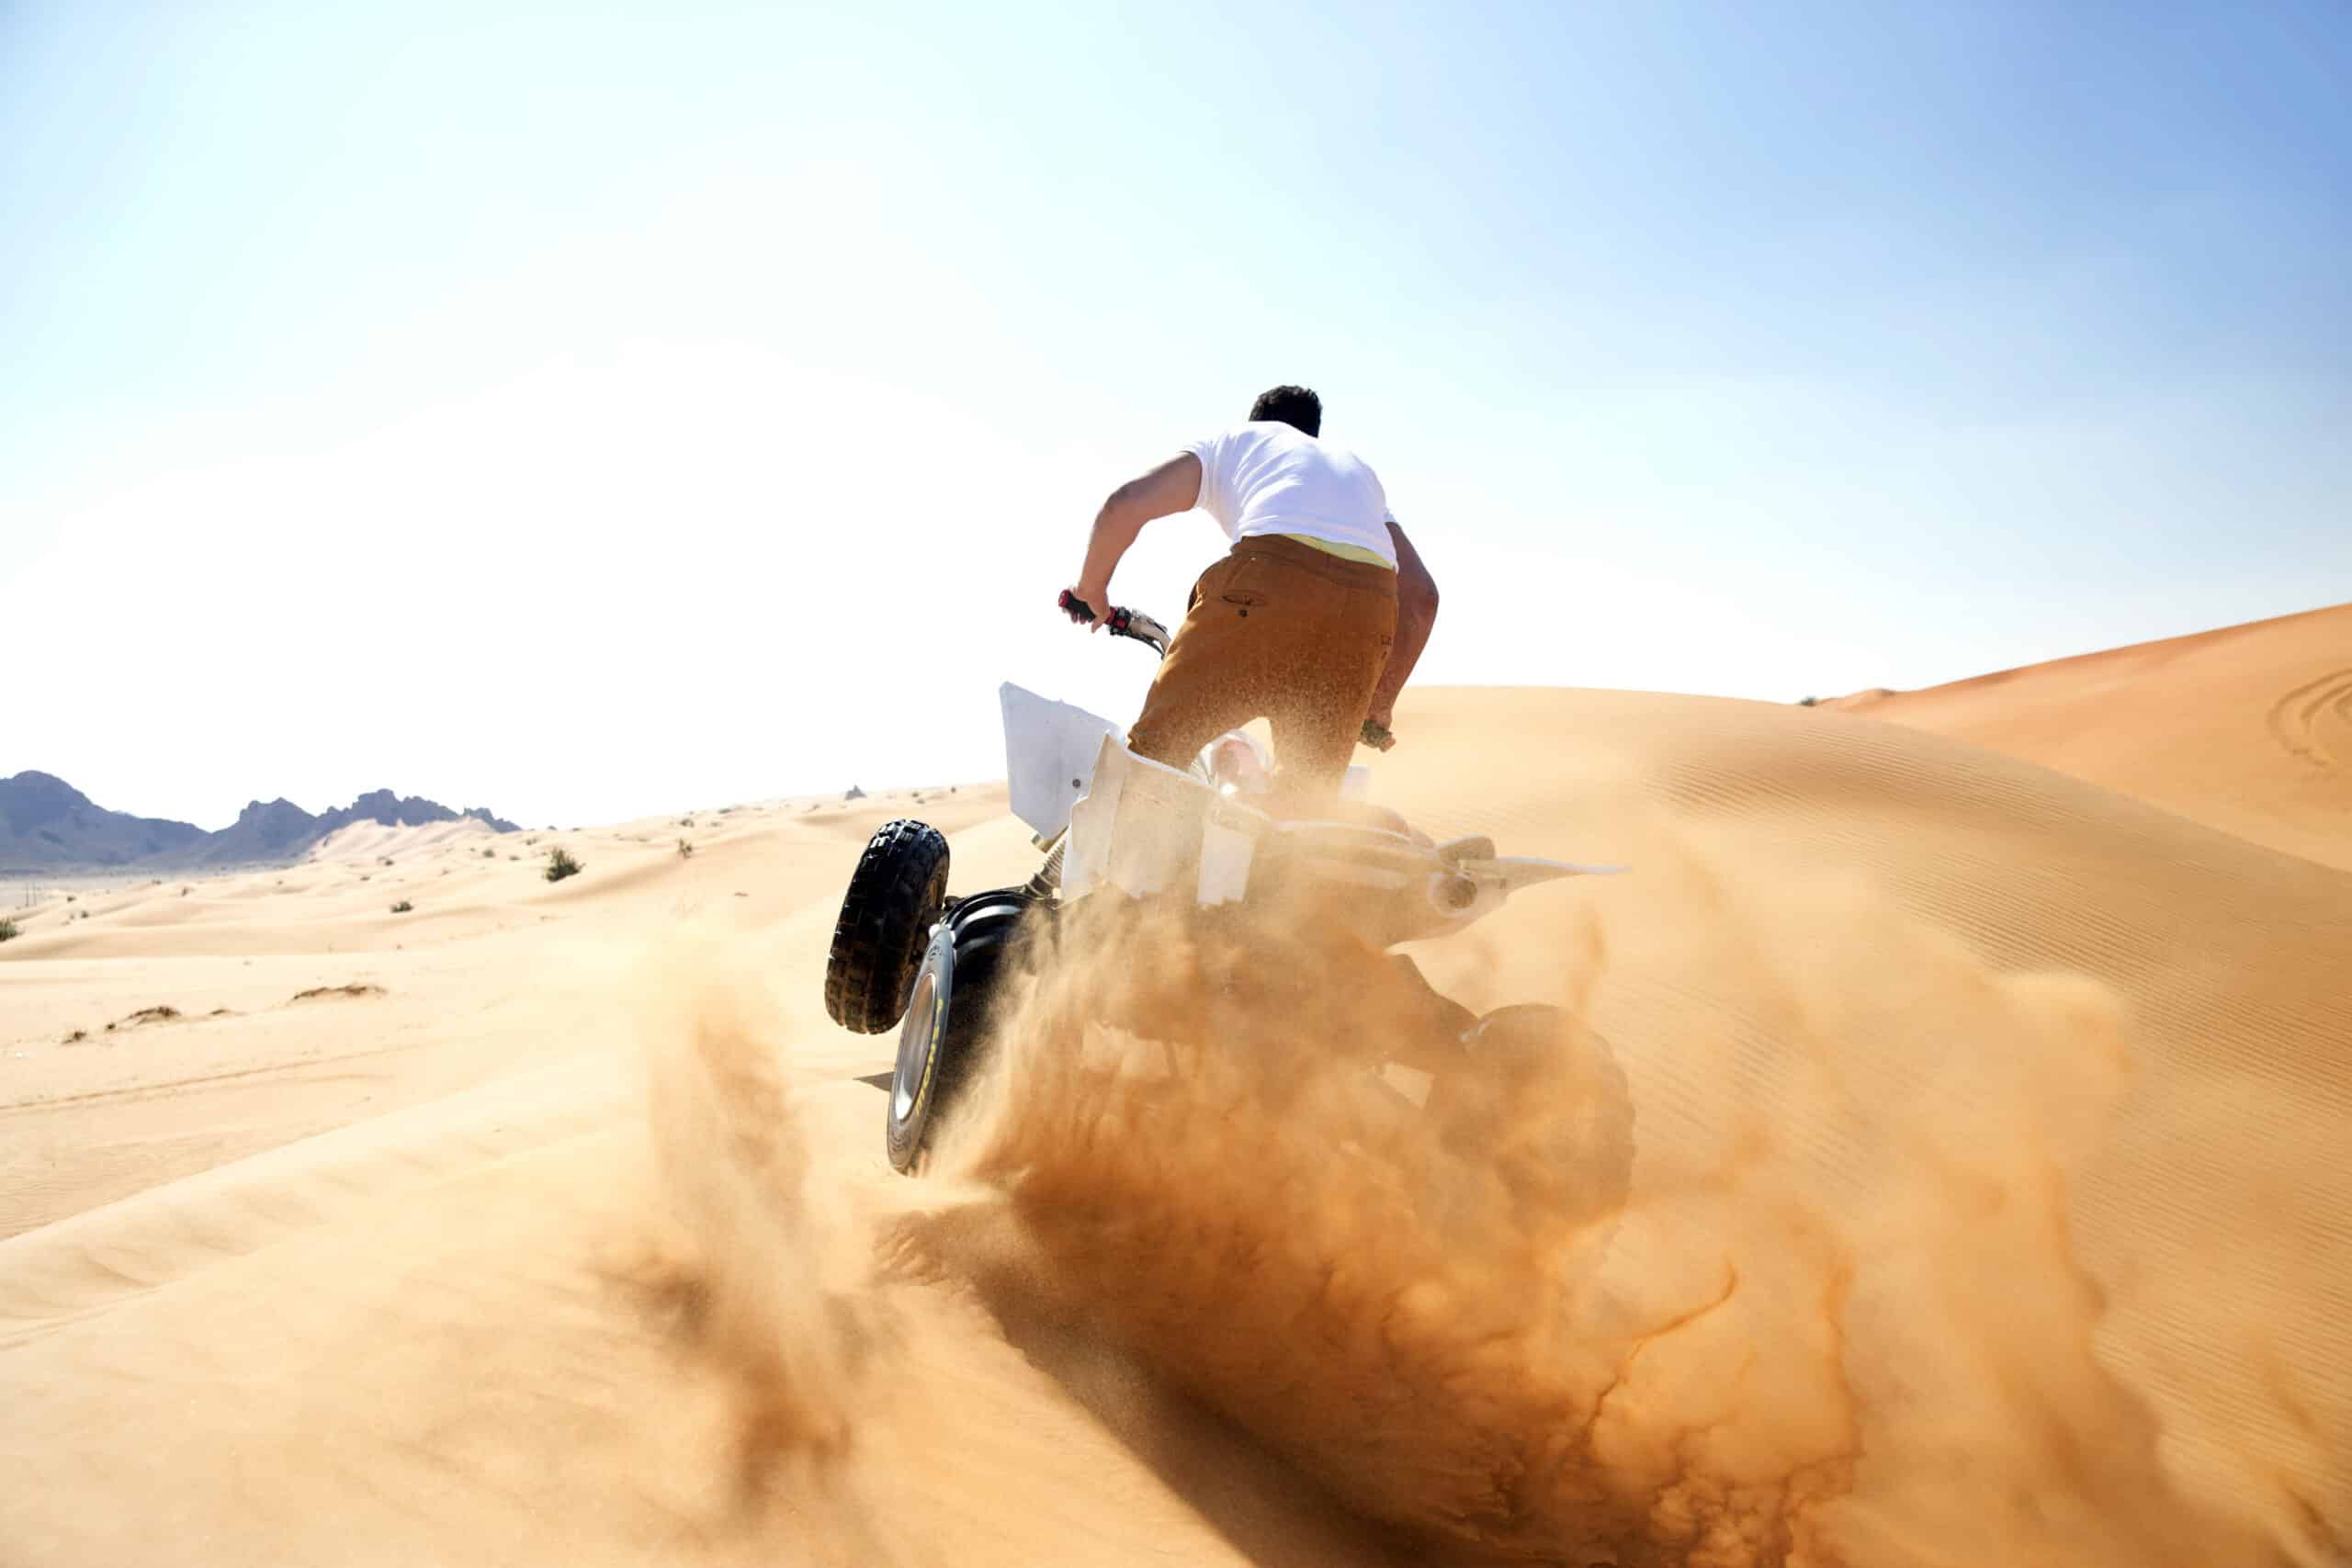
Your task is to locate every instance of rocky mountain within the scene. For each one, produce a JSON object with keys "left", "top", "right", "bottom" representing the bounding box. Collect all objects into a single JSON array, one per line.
[
  {"left": 0, "top": 772, "right": 519, "bottom": 873},
  {"left": 0, "top": 773, "right": 208, "bottom": 870}
]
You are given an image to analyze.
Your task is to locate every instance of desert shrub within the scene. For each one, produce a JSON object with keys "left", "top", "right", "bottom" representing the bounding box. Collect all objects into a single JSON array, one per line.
[
  {"left": 0, "top": 919, "right": 17, "bottom": 942},
  {"left": 1798, "top": 695, "right": 1821, "bottom": 706},
  {"left": 390, "top": 900, "right": 413, "bottom": 913},
  {"left": 482, "top": 847, "right": 497, "bottom": 858},
  {"left": 379, "top": 856, "right": 393, "bottom": 866},
  {"left": 546, "top": 847, "right": 582, "bottom": 883},
  {"left": 677, "top": 839, "right": 694, "bottom": 859}
]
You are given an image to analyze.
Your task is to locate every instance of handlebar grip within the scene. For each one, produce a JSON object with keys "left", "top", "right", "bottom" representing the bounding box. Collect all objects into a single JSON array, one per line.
[
  {"left": 1057, "top": 588, "right": 1100, "bottom": 625},
  {"left": 1057, "top": 590, "right": 1130, "bottom": 632}
]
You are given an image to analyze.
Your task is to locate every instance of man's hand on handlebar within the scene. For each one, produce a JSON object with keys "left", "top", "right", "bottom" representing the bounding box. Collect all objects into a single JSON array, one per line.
[
  {"left": 1059, "top": 584, "right": 1116, "bottom": 633},
  {"left": 1057, "top": 591, "right": 1171, "bottom": 657}
]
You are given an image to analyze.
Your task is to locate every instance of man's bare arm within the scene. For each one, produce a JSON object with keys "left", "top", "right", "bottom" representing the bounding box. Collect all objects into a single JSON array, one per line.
[
  {"left": 1069, "top": 453, "right": 1203, "bottom": 618},
  {"left": 1366, "top": 522, "right": 1438, "bottom": 729}
]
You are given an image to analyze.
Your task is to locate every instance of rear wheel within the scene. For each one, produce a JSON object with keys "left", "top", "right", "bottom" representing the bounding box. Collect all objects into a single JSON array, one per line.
[
  {"left": 885, "top": 891, "right": 1036, "bottom": 1172},
  {"left": 824, "top": 820, "right": 950, "bottom": 1034},
  {"left": 1430, "top": 1004, "right": 1634, "bottom": 1221}
]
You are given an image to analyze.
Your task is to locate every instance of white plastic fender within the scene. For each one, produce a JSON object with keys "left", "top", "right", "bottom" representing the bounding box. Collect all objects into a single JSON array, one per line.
[
  {"left": 1001, "top": 682, "right": 1125, "bottom": 840},
  {"left": 1050, "top": 724, "right": 1630, "bottom": 941},
  {"left": 1063, "top": 736, "right": 1266, "bottom": 905},
  {"left": 1475, "top": 854, "right": 1629, "bottom": 891}
]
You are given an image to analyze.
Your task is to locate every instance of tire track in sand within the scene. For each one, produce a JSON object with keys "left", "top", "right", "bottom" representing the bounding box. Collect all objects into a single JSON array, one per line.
[{"left": 2267, "top": 667, "right": 2352, "bottom": 773}]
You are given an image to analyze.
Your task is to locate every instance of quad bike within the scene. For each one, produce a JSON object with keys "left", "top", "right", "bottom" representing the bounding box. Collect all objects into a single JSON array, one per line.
[{"left": 823, "top": 595, "right": 1634, "bottom": 1183}]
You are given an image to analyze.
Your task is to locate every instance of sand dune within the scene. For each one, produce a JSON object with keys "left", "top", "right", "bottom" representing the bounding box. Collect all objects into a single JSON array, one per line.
[
  {"left": 2, "top": 676, "right": 2346, "bottom": 1565},
  {"left": 1826, "top": 602, "right": 2352, "bottom": 869},
  {"left": 306, "top": 816, "right": 504, "bottom": 863}
]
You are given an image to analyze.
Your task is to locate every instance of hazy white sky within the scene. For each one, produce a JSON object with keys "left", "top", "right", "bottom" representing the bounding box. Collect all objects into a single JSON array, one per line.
[{"left": 5, "top": 0, "right": 2346, "bottom": 829}]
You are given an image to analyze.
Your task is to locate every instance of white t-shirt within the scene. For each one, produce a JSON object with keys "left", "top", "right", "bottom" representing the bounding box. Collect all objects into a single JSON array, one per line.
[{"left": 1182, "top": 422, "right": 1398, "bottom": 569}]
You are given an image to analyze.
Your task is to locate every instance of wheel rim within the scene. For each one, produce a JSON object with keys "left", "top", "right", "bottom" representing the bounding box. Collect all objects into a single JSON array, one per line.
[{"left": 892, "top": 946, "right": 947, "bottom": 1122}]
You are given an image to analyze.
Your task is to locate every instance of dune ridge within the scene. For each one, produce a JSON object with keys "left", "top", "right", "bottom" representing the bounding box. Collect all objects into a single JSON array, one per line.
[{"left": 1825, "top": 601, "right": 2352, "bottom": 869}]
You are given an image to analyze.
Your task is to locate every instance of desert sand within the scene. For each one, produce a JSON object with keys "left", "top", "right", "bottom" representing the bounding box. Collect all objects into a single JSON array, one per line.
[{"left": 4, "top": 615, "right": 2348, "bottom": 1565}]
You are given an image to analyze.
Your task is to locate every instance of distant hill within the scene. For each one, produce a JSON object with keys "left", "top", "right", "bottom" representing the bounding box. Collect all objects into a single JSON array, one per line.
[
  {"left": 0, "top": 773, "right": 207, "bottom": 869},
  {"left": 0, "top": 772, "right": 519, "bottom": 873}
]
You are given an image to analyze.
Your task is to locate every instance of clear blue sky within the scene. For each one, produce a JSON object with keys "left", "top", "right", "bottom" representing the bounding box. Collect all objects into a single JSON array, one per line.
[{"left": 5, "top": 0, "right": 2346, "bottom": 829}]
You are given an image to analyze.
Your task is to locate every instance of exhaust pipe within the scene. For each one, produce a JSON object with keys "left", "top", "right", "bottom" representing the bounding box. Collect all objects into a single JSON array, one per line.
[{"left": 1430, "top": 872, "right": 1478, "bottom": 914}]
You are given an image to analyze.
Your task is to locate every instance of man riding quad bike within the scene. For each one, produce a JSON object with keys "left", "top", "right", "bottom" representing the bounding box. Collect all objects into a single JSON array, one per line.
[
  {"left": 1069, "top": 383, "right": 1438, "bottom": 792},
  {"left": 824, "top": 385, "right": 1631, "bottom": 1181},
  {"left": 821, "top": 598, "right": 1632, "bottom": 1184}
]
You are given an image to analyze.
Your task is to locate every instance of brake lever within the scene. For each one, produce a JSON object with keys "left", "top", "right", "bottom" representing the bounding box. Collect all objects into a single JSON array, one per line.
[
  {"left": 1119, "top": 610, "right": 1170, "bottom": 653},
  {"left": 1057, "top": 591, "right": 1170, "bottom": 655}
]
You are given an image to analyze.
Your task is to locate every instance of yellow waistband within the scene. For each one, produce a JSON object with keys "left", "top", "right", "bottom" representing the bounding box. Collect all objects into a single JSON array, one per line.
[{"left": 1277, "top": 533, "right": 1395, "bottom": 570}]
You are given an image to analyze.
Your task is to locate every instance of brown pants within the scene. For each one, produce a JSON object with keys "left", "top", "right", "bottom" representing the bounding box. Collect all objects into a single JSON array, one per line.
[{"left": 1125, "top": 535, "right": 1397, "bottom": 792}]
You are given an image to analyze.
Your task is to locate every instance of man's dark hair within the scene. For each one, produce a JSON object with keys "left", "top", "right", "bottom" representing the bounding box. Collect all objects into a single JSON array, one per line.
[{"left": 1249, "top": 385, "right": 1322, "bottom": 436}]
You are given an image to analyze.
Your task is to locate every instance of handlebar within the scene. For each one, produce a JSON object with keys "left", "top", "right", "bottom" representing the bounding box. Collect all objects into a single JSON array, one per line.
[{"left": 1057, "top": 591, "right": 1172, "bottom": 658}]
